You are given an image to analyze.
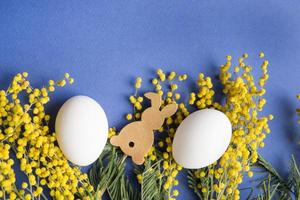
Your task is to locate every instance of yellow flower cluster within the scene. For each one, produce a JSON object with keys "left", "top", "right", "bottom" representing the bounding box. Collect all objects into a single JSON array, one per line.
[
  {"left": 127, "top": 53, "right": 271, "bottom": 200},
  {"left": 191, "top": 53, "right": 271, "bottom": 200},
  {"left": 108, "top": 127, "right": 117, "bottom": 138},
  {"left": 0, "top": 73, "right": 93, "bottom": 200},
  {"left": 297, "top": 94, "right": 300, "bottom": 125},
  {"left": 189, "top": 73, "right": 214, "bottom": 109},
  {"left": 135, "top": 77, "right": 142, "bottom": 89},
  {"left": 0, "top": 145, "right": 15, "bottom": 199}
]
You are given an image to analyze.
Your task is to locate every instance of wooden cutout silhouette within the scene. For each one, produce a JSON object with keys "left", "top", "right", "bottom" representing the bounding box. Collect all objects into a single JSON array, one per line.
[{"left": 110, "top": 92, "right": 178, "bottom": 165}]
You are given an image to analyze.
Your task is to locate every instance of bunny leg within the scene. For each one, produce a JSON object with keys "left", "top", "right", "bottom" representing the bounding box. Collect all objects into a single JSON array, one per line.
[{"left": 132, "top": 154, "right": 145, "bottom": 165}]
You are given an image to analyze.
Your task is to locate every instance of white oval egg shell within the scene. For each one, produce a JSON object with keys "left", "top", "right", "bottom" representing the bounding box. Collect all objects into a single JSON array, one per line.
[
  {"left": 55, "top": 95, "right": 108, "bottom": 166},
  {"left": 172, "top": 109, "right": 232, "bottom": 169}
]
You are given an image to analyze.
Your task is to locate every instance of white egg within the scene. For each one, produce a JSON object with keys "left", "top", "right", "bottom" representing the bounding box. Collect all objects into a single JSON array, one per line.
[
  {"left": 55, "top": 95, "right": 108, "bottom": 166},
  {"left": 172, "top": 109, "right": 232, "bottom": 169}
]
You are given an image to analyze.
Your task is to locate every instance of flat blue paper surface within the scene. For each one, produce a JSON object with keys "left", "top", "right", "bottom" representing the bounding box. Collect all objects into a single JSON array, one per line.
[{"left": 1, "top": 1, "right": 300, "bottom": 199}]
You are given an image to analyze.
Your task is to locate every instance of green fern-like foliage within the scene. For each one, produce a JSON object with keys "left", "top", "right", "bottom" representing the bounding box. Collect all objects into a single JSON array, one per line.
[
  {"left": 139, "top": 160, "right": 164, "bottom": 200},
  {"left": 88, "top": 144, "right": 138, "bottom": 200},
  {"left": 88, "top": 144, "right": 169, "bottom": 200},
  {"left": 252, "top": 154, "right": 300, "bottom": 200},
  {"left": 256, "top": 175, "right": 280, "bottom": 200},
  {"left": 287, "top": 156, "right": 300, "bottom": 199}
]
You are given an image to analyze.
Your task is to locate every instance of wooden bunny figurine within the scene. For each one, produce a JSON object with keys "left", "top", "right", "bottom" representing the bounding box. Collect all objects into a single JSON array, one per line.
[{"left": 110, "top": 92, "right": 178, "bottom": 165}]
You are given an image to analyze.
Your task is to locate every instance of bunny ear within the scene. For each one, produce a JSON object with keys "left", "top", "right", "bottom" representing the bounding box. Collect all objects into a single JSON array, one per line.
[
  {"left": 110, "top": 135, "right": 120, "bottom": 147},
  {"left": 144, "top": 92, "right": 161, "bottom": 109},
  {"left": 161, "top": 103, "right": 178, "bottom": 117}
]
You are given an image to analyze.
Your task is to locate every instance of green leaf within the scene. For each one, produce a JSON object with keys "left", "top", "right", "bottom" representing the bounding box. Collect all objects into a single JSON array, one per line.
[
  {"left": 253, "top": 154, "right": 292, "bottom": 199},
  {"left": 288, "top": 155, "right": 300, "bottom": 198},
  {"left": 88, "top": 144, "right": 139, "bottom": 200},
  {"left": 187, "top": 170, "right": 203, "bottom": 199},
  {"left": 256, "top": 175, "right": 280, "bottom": 200},
  {"left": 140, "top": 160, "right": 163, "bottom": 200}
]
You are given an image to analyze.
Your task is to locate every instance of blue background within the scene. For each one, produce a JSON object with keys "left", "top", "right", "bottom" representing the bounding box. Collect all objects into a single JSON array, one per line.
[{"left": 1, "top": 1, "right": 300, "bottom": 199}]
